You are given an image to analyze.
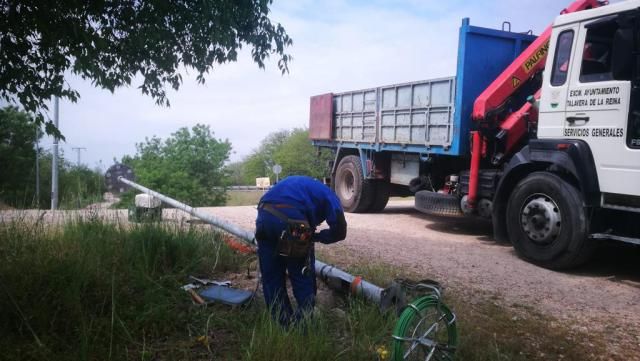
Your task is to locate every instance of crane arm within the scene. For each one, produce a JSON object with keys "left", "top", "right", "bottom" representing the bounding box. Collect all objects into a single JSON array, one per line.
[{"left": 472, "top": 0, "right": 605, "bottom": 123}]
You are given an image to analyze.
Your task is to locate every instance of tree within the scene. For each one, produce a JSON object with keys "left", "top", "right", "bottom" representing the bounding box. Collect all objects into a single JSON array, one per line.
[
  {"left": 241, "top": 129, "right": 290, "bottom": 184},
  {"left": 0, "top": 106, "right": 106, "bottom": 208},
  {"left": 37, "top": 153, "right": 107, "bottom": 208},
  {"left": 0, "top": 1, "right": 292, "bottom": 136},
  {"left": 241, "top": 128, "right": 332, "bottom": 184},
  {"left": 272, "top": 128, "right": 331, "bottom": 180},
  {"left": 224, "top": 161, "right": 247, "bottom": 186},
  {"left": 122, "top": 124, "right": 231, "bottom": 206},
  {"left": 0, "top": 106, "right": 39, "bottom": 205}
]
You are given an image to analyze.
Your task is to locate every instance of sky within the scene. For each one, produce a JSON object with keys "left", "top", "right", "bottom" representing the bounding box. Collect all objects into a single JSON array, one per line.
[{"left": 29, "top": 0, "right": 617, "bottom": 171}]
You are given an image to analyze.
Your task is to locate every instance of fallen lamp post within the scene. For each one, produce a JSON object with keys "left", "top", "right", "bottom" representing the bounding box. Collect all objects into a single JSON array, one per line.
[{"left": 117, "top": 176, "right": 458, "bottom": 360}]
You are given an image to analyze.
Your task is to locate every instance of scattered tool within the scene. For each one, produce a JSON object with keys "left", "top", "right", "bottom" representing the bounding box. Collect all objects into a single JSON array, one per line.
[
  {"left": 181, "top": 283, "right": 206, "bottom": 305},
  {"left": 189, "top": 276, "right": 232, "bottom": 287},
  {"left": 181, "top": 276, "right": 253, "bottom": 307},
  {"left": 198, "top": 285, "right": 254, "bottom": 307}
]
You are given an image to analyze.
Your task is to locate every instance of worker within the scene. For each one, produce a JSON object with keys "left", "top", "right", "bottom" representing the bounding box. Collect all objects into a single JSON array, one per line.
[{"left": 255, "top": 175, "right": 347, "bottom": 326}]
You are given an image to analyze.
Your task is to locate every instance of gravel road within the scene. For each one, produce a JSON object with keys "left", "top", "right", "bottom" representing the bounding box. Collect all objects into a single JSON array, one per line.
[{"left": 194, "top": 200, "right": 640, "bottom": 357}]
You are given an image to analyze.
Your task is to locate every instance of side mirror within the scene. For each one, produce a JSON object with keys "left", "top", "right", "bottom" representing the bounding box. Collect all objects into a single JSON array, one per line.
[{"left": 611, "top": 28, "right": 633, "bottom": 80}]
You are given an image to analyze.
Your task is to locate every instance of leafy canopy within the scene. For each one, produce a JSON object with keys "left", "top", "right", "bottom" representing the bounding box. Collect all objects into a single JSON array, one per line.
[
  {"left": 0, "top": 0, "right": 292, "bottom": 136},
  {"left": 237, "top": 128, "right": 332, "bottom": 185},
  {"left": 0, "top": 106, "right": 39, "bottom": 205},
  {"left": 122, "top": 124, "right": 231, "bottom": 206}
]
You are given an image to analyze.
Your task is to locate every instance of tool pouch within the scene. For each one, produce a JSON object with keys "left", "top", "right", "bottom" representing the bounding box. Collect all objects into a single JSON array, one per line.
[
  {"left": 260, "top": 203, "right": 314, "bottom": 258},
  {"left": 277, "top": 220, "right": 313, "bottom": 258}
]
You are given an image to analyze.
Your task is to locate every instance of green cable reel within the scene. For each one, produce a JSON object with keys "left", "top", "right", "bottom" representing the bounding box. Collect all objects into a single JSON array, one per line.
[{"left": 391, "top": 292, "right": 458, "bottom": 361}]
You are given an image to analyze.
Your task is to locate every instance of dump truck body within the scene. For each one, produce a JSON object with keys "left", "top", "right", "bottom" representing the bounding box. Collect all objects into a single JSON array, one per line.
[{"left": 310, "top": 18, "right": 537, "bottom": 158}]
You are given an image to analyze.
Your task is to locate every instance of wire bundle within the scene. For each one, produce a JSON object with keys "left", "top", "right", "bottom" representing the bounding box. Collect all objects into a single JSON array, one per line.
[{"left": 391, "top": 295, "right": 458, "bottom": 360}]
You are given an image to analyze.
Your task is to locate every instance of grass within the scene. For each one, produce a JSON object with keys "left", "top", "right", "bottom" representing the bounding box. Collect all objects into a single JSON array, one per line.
[
  {"left": 0, "top": 217, "right": 248, "bottom": 360},
  {"left": 0, "top": 217, "right": 611, "bottom": 361},
  {"left": 0, "top": 217, "right": 392, "bottom": 361},
  {"left": 1, "top": 193, "right": 105, "bottom": 210},
  {"left": 57, "top": 194, "right": 106, "bottom": 209},
  {"left": 0, "top": 201, "right": 11, "bottom": 210},
  {"left": 225, "top": 190, "right": 265, "bottom": 206}
]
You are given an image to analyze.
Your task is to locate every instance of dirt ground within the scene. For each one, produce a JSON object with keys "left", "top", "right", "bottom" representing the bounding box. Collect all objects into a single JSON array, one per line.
[{"left": 2, "top": 200, "right": 639, "bottom": 358}]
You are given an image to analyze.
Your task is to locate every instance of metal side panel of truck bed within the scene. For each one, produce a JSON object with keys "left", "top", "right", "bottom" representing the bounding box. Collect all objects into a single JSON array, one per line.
[{"left": 309, "top": 18, "right": 537, "bottom": 156}]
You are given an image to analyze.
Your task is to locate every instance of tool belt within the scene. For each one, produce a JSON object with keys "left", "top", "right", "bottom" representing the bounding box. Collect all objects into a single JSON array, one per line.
[{"left": 259, "top": 203, "right": 313, "bottom": 258}]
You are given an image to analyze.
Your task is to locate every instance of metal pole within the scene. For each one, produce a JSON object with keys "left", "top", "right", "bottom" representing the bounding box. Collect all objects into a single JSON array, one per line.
[
  {"left": 314, "top": 260, "right": 385, "bottom": 305},
  {"left": 51, "top": 97, "right": 59, "bottom": 210},
  {"left": 35, "top": 127, "right": 40, "bottom": 208},
  {"left": 117, "top": 177, "right": 257, "bottom": 243},
  {"left": 72, "top": 147, "right": 86, "bottom": 167}
]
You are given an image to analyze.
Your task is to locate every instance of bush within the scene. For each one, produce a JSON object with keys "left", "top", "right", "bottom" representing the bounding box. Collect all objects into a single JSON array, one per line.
[{"left": 121, "top": 124, "right": 231, "bottom": 207}]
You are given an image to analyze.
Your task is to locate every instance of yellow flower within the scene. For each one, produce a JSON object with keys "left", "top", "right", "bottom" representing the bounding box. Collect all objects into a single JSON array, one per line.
[
  {"left": 376, "top": 345, "right": 390, "bottom": 360},
  {"left": 196, "top": 335, "right": 208, "bottom": 346}
]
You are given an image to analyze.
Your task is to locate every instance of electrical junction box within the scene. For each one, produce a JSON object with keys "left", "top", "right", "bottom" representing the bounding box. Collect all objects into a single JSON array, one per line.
[
  {"left": 129, "top": 194, "right": 162, "bottom": 222},
  {"left": 135, "top": 194, "right": 162, "bottom": 208}
]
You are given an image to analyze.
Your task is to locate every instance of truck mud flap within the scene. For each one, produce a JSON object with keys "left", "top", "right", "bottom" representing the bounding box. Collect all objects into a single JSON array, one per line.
[{"left": 415, "top": 191, "right": 464, "bottom": 217}]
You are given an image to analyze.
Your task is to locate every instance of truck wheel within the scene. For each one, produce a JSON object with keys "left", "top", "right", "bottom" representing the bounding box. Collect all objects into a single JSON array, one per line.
[
  {"left": 368, "top": 180, "right": 390, "bottom": 213},
  {"left": 334, "top": 155, "right": 374, "bottom": 213},
  {"left": 506, "top": 172, "right": 595, "bottom": 269}
]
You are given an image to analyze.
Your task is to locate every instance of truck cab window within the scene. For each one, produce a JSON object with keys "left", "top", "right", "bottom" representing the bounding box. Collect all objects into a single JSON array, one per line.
[
  {"left": 579, "top": 21, "right": 619, "bottom": 82},
  {"left": 551, "top": 30, "right": 574, "bottom": 86},
  {"left": 624, "top": 18, "right": 640, "bottom": 149},
  {"left": 629, "top": 110, "right": 640, "bottom": 148}
]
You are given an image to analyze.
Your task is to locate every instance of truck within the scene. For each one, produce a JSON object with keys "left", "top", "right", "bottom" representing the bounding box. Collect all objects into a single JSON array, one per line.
[{"left": 309, "top": 0, "right": 640, "bottom": 269}]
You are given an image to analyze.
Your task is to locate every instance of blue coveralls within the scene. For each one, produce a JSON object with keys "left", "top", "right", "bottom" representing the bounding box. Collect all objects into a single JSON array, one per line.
[{"left": 255, "top": 176, "right": 345, "bottom": 325}]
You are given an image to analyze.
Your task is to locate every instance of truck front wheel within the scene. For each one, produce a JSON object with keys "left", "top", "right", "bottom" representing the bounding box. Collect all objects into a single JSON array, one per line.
[
  {"left": 334, "top": 155, "right": 374, "bottom": 213},
  {"left": 506, "top": 172, "right": 595, "bottom": 269}
]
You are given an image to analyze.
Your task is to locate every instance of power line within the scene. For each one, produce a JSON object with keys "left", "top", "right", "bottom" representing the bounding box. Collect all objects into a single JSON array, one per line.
[{"left": 71, "top": 147, "right": 87, "bottom": 167}]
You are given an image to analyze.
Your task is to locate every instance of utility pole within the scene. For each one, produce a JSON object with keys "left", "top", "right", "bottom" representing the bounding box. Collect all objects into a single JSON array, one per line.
[
  {"left": 35, "top": 127, "right": 40, "bottom": 208},
  {"left": 51, "top": 97, "right": 59, "bottom": 210},
  {"left": 72, "top": 147, "right": 87, "bottom": 167}
]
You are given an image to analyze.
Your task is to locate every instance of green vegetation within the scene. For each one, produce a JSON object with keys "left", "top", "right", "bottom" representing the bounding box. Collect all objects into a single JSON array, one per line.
[
  {"left": 0, "top": 217, "right": 607, "bottom": 361},
  {"left": 0, "top": 1, "right": 291, "bottom": 137},
  {"left": 0, "top": 217, "right": 245, "bottom": 360},
  {"left": 1, "top": 104, "right": 326, "bottom": 208},
  {"left": 0, "top": 106, "right": 105, "bottom": 209},
  {"left": 44, "top": 158, "right": 106, "bottom": 209},
  {"left": 234, "top": 128, "right": 333, "bottom": 185},
  {"left": 226, "top": 190, "right": 266, "bottom": 206},
  {"left": 0, "top": 106, "right": 40, "bottom": 205},
  {"left": 120, "top": 124, "right": 231, "bottom": 207}
]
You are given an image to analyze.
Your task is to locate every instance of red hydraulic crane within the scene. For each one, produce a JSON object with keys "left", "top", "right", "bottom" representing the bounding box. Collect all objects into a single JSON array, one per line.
[{"left": 466, "top": 0, "right": 607, "bottom": 209}]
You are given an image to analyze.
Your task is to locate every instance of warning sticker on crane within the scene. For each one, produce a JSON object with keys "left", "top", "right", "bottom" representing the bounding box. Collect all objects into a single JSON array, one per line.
[
  {"left": 512, "top": 77, "right": 521, "bottom": 88},
  {"left": 522, "top": 40, "right": 550, "bottom": 74}
]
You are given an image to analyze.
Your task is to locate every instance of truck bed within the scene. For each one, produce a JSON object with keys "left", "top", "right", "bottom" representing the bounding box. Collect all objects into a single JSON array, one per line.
[
  {"left": 309, "top": 18, "right": 537, "bottom": 157},
  {"left": 332, "top": 77, "right": 455, "bottom": 149}
]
